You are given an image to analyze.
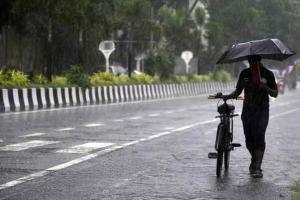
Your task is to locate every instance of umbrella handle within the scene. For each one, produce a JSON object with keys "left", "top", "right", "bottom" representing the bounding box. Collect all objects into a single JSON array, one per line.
[{"left": 258, "top": 64, "right": 261, "bottom": 80}]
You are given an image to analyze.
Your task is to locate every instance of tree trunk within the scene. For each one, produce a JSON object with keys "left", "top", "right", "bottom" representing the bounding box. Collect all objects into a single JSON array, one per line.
[
  {"left": 4, "top": 25, "right": 9, "bottom": 66},
  {"left": 18, "top": 33, "right": 23, "bottom": 72},
  {"left": 78, "top": 29, "right": 84, "bottom": 65},
  {"left": 46, "top": 18, "right": 53, "bottom": 82}
]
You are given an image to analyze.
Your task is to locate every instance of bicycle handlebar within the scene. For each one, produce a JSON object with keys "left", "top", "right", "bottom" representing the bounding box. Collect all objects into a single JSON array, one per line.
[{"left": 208, "top": 93, "right": 244, "bottom": 100}]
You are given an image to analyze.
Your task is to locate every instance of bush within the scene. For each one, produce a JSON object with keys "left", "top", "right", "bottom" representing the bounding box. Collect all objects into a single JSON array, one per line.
[
  {"left": 33, "top": 74, "right": 48, "bottom": 85},
  {"left": 131, "top": 73, "right": 159, "bottom": 84},
  {"left": 90, "top": 72, "right": 115, "bottom": 86},
  {"left": 52, "top": 76, "right": 68, "bottom": 87},
  {"left": 66, "top": 65, "right": 90, "bottom": 88},
  {"left": 113, "top": 75, "right": 131, "bottom": 85},
  {"left": 192, "top": 73, "right": 213, "bottom": 82},
  {"left": 0, "top": 70, "right": 30, "bottom": 88},
  {"left": 291, "top": 181, "right": 300, "bottom": 200},
  {"left": 172, "top": 75, "right": 189, "bottom": 83},
  {"left": 213, "top": 70, "right": 232, "bottom": 82},
  {"left": 0, "top": 70, "right": 9, "bottom": 87}
]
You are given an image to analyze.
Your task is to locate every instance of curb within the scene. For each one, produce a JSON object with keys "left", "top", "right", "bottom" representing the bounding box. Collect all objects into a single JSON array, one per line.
[{"left": 0, "top": 82, "right": 235, "bottom": 113}]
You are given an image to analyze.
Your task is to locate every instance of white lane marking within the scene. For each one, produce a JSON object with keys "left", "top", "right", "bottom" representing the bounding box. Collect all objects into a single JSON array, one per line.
[
  {"left": 57, "top": 128, "right": 75, "bottom": 131},
  {"left": 20, "top": 133, "right": 46, "bottom": 138},
  {"left": 177, "top": 109, "right": 186, "bottom": 112},
  {"left": 129, "top": 116, "right": 142, "bottom": 120},
  {"left": 0, "top": 108, "right": 298, "bottom": 190},
  {"left": 83, "top": 123, "right": 104, "bottom": 127},
  {"left": 163, "top": 127, "right": 174, "bottom": 130},
  {"left": 0, "top": 140, "right": 59, "bottom": 151},
  {"left": 164, "top": 111, "right": 174, "bottom": 114},
  {"left": 272, "top": 99, "right": 300, "bottom": 106},
  {"left": 113, "top": 119, "right": 124, "bottom": 122},
  {"left": 270, "top": 108, "right": 300, "bottom": 119},
  {"left": 56, "top": 142, "right": 114, "bottom": 154},
  {"left": 148, "top": 113, "right": 160, "bottom": 117}
]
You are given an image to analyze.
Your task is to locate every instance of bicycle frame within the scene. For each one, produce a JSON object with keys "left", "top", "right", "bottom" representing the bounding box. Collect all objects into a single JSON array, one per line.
[
  {"left": 208, "top": 93, "right": 242, "bottom": 177},
  {"left": 215, "top": 100, "right": 237, "bottom": 151}
]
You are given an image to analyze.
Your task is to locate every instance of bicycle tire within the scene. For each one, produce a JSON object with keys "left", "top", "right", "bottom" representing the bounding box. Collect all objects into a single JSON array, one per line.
[
  {"left": 216, "top": 149, "right": 223, "bottom": 177},
  {"left": 216, "top": 124, "right": 225, "bottom": 177},
  {"left": 224, "top": 150, "right": 230, "bottom": 170}
]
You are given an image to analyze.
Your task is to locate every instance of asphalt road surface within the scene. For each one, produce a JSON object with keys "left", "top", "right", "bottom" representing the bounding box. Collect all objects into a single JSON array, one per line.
[{"left": 0, "top": 87, "right": 300, "bottom": 200}]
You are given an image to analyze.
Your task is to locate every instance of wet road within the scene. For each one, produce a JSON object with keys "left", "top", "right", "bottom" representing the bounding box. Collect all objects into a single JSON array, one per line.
[{"left": 0, "top": 88, "right": 299, "bottom": 200}]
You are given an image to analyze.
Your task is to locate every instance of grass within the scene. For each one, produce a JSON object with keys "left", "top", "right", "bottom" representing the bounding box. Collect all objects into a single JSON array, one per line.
[{"left": 291, "top": 181, "right": 300, "bottom": 200}]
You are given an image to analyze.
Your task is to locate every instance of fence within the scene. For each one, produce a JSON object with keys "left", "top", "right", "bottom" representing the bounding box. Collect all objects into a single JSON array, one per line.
[{"left": 0, "top": 82, "right": 235, "bottom": 112}]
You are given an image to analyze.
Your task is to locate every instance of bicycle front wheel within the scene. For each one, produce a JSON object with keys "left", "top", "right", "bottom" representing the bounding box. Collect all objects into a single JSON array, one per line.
[
  {"left": 224, "top": 150, "right": 230, "bottom": 170},
  {"left": 216, "top": 124, "right": 225, "bottom": 177},
  {"left": 216, "top": 149, "right": 224, "bottom": 177}
]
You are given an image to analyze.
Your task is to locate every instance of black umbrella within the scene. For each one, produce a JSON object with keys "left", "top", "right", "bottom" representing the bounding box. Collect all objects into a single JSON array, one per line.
[{"left": 216, "top": 38, "right": 296, "bottom": 64}]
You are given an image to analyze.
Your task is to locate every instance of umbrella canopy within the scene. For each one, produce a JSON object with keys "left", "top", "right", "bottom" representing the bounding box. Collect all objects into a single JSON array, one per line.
[{"left": 216, "top": 38, "right": 296, "bottom": 64}]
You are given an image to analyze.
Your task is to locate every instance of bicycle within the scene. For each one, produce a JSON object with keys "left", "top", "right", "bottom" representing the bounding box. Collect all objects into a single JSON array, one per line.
[{"left": 207, "top": 92, "right": 243, "bottom": 177}]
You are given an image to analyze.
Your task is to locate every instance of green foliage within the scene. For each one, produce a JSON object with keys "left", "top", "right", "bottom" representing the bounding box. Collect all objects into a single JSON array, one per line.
[
  {"left": 213, "top": 70, "right": 233, "bottom": 82},
  {"left": 192, "top": 73, "right": 213, "bottom": 82},
  {"left": 113, "top": 75, "right": 131, "bottom": 86},
  {"left": 159, "top": 6, "right": 202, "bottom": 55},
  {"left": 145, "top": 48, "right": 175, "bottom": 80},
  {"left": 0, "top": 70, "right": 30, "bottom": 88},
  {"left": 33, "top": 74, "right": 48, "bottom": 85},
  {"left": 194, "top": 7, "right": 206, "bottom": 26},
  {"left": 206, "top": 0, "right": 300, "bottom": 66},
  {"left": 172, "top": 75, "right": 189, "bottom": 83},
  {"left": 131, "top": 73, "right": 159, "bottom": 84},
  {"left": 90, "top": 72, "right": 160, "bottom": 86},
  {"left": 90, "top": 72, "right": 115, "bottom": 86},
  {"left": 66, "top": 65, "right": 90, "bottom": 88},
  {"left": 51, "top": 76, "right": 68, "bottom": 87},
  {"left": 0, "top": 70, "right": 9, "bottom": 88},
  {"left": 291, "top": 181, "right": 300, "bottom": 200}
]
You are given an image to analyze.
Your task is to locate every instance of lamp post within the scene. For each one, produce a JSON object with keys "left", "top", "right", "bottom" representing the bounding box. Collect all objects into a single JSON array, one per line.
[
  {"left": 99, "top": 41, "right": 115, "bottom": 72},
  {"left": 181, "top": 51, "right": 193, "bottom": 74}
]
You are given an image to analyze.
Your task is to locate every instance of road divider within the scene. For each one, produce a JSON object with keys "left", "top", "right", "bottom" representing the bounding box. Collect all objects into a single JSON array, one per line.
[{"left": 0, "top": 82, "right": 235, "bottom": 113}]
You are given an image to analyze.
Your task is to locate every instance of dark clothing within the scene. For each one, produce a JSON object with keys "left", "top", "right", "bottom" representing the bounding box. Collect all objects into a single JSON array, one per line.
[
  {"left": 236, "top": 66, "right": 277, "bottom": 111},
  {"left": 242, "top": 109, "right": 269, "bottom": 152},
  {"left": 235, "top": 65, "right": 277, "bottom": 152}
]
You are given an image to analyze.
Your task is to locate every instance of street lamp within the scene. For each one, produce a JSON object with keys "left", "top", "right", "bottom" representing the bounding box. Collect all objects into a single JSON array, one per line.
[
  {"left": 181, "top": 51, "right": 193, "bottom": 74},
  {"left": 99, "top": 41, "right": 115, "bottom": 72}
]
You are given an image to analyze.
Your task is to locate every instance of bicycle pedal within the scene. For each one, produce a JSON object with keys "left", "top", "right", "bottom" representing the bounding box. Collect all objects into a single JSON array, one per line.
[
  {"left": 208, "top": 152, "right": 218, "bottom": 159},
  {"left": 231, "top": 143, "right": 241, "bottom": 147}
]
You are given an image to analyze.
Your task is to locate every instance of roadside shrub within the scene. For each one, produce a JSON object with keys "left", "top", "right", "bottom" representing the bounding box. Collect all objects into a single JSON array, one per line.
[
  {"left": 90, "top": 72, "right": 115, "bottom": 86},
  {"left": 113, "top": 75, "right": 131, "bottom": 85},
  {"left": 192, "top": 73, "right": 213, "bottom": 82},
  {"left": 52, "top": 76, "right": 68, "bottom": 87},
  {"left": 291, "top": 181, "right": 300, "bottom": 200},
  {"left": 66, "top": 65, "right": 90, "bottom": 88},
  {"left": 0, "top": 70, "right": 30, "bottom": 88},
  {"left": 172, "top": 75, "right": 189, "bottom": 83},
  {"left": 10, "top": 70, "right": 30, "bottom": 87},
  {"left": 131, "top": 73, "right": 159, "bottom": 84},
  {"left": 33, "top": 74, "right": 48, "bottom": 85},
  {"left": 0, "top": 70, "right": 9, "bottom": 87},
  {"left": 213, "top": 70, "right": 232, "bottom": 82}
]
